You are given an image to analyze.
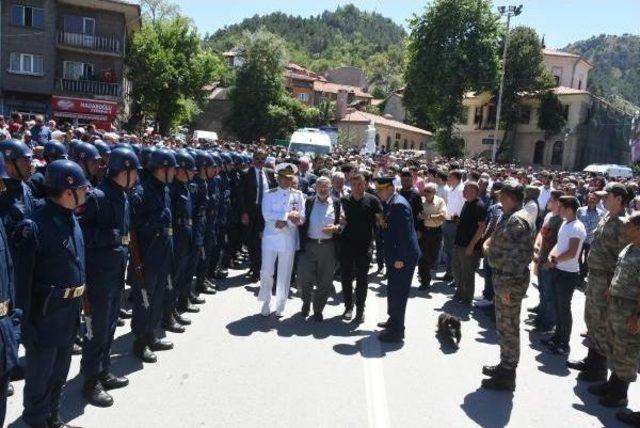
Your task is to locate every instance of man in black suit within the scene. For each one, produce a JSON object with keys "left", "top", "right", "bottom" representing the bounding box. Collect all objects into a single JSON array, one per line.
[
  {"left": 239, "top": 150, "right": 272, "bottom": 281},
  {"left": 398, "top": 168, "right": 424, "bottom": 236},
  {"left": 297, "top": 156, "right": 317, "bottom": 196}
]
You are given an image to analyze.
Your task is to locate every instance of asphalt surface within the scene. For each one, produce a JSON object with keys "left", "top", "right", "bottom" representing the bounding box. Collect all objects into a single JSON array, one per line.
[{"left": 5, "top": 263, "right": 636, "bottom": 427}]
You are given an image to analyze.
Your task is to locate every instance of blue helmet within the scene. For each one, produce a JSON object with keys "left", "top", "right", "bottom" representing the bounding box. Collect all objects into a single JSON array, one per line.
[
  {"left": 194, "top": 150, "right": 214, "bottom": 169},
  {"left": 67, "top": 139, "right": 82, "bottom": 159},
  {"left": 107, "top": 147, "right": 141, "bottom": 177},
  {"left": 131, "top": 143, "right": 142, "bottom": 158},
  {"left": 211, "top": 153, "right": 222, "bottom": 167},
  {"left": 113, "top": 142, "right": 132, "bottom": 151},
  {"left": 94, "top": 140, "right": 111, "bottom": 158},
  {"left": 140, "top": 146, "right": 156, "bottom": 168},
  {"left": 230, "top": 153, "right": 242, "bottom": 164},
  {"left": 45, "top": 159, "right": 90, "bottom": 190},
  {"left": 72, "top": 142, "right": 101, "bottom": 163},
  {"left": 0, "top": 153, "right": 8, "bottom": 179},
  {"left": 220, "top": 153, "right": 232, "bottom": 165},
  {"left": 0, "top": 139, "right": 33, "bottom": 160},
  {"left": 43, "top": 141, "right": 68, "bottom": 161},
  {"left": 175, "top": 150, "right": 196, "bottom": 171},
  {"left": 148, "top": 148, "right": 177, "bottom": 170}
]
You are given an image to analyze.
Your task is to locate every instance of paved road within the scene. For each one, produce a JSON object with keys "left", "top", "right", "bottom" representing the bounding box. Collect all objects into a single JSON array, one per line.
[{"left": 5, "top": 265, "right": 635, "bottom": 427}]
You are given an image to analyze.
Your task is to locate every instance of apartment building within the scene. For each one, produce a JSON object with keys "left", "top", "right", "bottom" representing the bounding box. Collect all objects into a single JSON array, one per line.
[{"left": 0, "top": 0, "right": 140, "bottom": 129}]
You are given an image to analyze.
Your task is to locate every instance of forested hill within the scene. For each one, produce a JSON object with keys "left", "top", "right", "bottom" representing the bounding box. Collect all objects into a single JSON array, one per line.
[
  {"left": 203, "top": 4, "right": 406, "bottom": 94},
  {"left": 564, "top": 34, "right": 640, "bottom": 107}
]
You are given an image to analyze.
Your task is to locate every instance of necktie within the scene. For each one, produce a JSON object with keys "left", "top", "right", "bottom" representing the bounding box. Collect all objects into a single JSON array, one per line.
[{"left": 258, "top": 169, "right": 264, "bottom": 205}]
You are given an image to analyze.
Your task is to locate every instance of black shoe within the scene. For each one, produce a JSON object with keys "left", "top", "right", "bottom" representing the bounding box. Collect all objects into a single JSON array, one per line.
[
  {"left": 190, "top": 295, "right": 206, "bottom": 305},
  {"left": 133, "top": 338, "right": 157, "bottom": 363},
  {"left": 300, "top": 302, "right": 310, "bottom": 318},
  {"left": 527, "top": 305, "right": 540, "bottom": 313},
  {"left": 599, "top": 375, "right": 629, "bottom": 408},
  {"left": 343, "top": 308, "right": 353, "bottom": 321},
  {"left": 377, "top": 321, "right": 389, "bottom": 328},
  {"left": 7, "top": 382, "right": 13, "bottom": 397},
  {"left": 119, "top": 308, "right": 132, "bottom": 319},
  {"left": 83, "top": 377, "right": 114, "bottom": 407},
  {"left": 72, "top": 342, "right": 82, "bottom": 355},
  {"left": 588, "top": 380, "right": 612, "bottom": 397},
  {"left": 163, "top": 314, "right": 186, "bottom": 334},
  {"left": 482, "top": 364, "right": 502, "bottom": 378},
  {"left": 47, "top": 415, "right": 66, "bottom": 428},
  {"left": 148, "top": 336, "right": 174, "bottom": 352},
  {"left": 10, "top": 364, "right": 25, "bottom": 381},
  {"left": 577, "top": 351, "right": 608, "bottom": 382},
  {"left": 354, "top": 311, "right": 365, "bottom": 324},
  {"left": 174, "top": 310, "right": 191, "bottom": 326},
  {"left": 440, "top": 273, "right": 453, "bottom": 281},
  {"left": 199, "top": 284, "right": 217, "bottom": 295},
  {"left": 98, "top": 371, "right": 129, "bottom": 390},
  {"left": 179, "top": 300, "right": 200, "bottom": 313},
  {"left": 116, "top": 317, "right": 126, "bottom": 327},
  {"left": 418, "top": 283, "right": 430, "bottom": 291},
  {"left": 313, "top": 313, "right": 323, "bottom": 322},
  {"left": 567, "top": 355, "right": 590, "bottom": 371},
  {"left": 616, "top": 410, "right": 640, "bottom": 427},
  {"left": 481, "top": 376, "right": 516, "bottom": 391},
  {"left": 378, "top": 330, "right": 403, "bottom": 342}
]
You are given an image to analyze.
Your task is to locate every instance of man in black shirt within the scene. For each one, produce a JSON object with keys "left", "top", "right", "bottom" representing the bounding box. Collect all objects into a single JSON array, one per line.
[
  {"left": 340, "top": 172, "right": 383, "bottom": 323},
  {"left": 399, "top": 169, "right": 423, "bottom": 236},
  {"left": 452, "top": 182, "right": 487, "bottom": 305}
]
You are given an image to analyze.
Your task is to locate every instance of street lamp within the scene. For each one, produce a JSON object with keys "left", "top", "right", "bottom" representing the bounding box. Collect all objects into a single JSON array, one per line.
[{"left": 491, "top": 4, "right": 523, "bottom": 162}]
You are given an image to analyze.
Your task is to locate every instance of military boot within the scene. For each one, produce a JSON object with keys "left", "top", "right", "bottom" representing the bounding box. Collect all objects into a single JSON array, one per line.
[
  {"left": 599, "top": 374, "right": 629, "bottom": 408},
  {"left": 173, "top": 309, "right": 191, "bottom": 325},
  {"left": 567, "top": 348, "right": 594, "bottom": 371},
  {"left": 133, "top": 337, "right": 157, "bottom": 363},
  {"left": 482, "top": 363, "right": 504, "bottom": 378},
  {"left": 578, "top": 350, "right": 607, "bottom": 382},
  {"left": 178, "top": 297, "right": 200, "bottom": 313},
  {"left": 163, "top": 312, "right": 186, "bottom": 334},
  {"left": 99, "top": 371, "right": 129, "bottom": 390},
  {"left": 148, "top": 335, "right": 174, "bottom": 351},
  {"left": 481, "top": 366, "right": 516, "bottom": 391},
  {"left": 616, "top": 410, "right": 640, "bottom": 427},
  {"left": 588, "top": 371, "right": 615, "bottom": 396},
  {"left": 83, "top": 377, "right": 114, "bottom": 407}
]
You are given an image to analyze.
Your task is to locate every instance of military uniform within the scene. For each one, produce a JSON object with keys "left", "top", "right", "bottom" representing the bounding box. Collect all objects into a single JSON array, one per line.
[
  {"left": 483, "top": 206, "right": 534, "bottom": 389},
  {"left": 258, "top": 173, "right": 305, "bottom": 316}
]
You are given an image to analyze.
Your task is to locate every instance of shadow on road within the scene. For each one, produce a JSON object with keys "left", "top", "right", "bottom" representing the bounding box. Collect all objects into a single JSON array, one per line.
[{"left": 461, "top": 387, "right": 514, "bottom": 428}]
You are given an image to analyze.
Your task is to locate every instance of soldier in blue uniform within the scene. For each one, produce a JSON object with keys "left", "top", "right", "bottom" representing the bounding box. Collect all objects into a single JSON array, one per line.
[
  {"left": 374, "top": 177, "right": 421, "bottom": 342},
  {"left": 93, "top": 140, "right": 111, "bottom": 185},
  {"left": 164, "top": 150, "right": 196, "bottom": 333},
  {"left": 221, "top": 153, "right": 243, "bottom": 271},
  {"left": 72, "top": 142, "right": 102, "bottom": 187},
  {"left": 28, "top": 140, "right": 68, "bottom": 199},
  {"left": 130, "top": 148, "right": 176, "bottom": 363},
  {"left": 0, "top": 155, "right": 20, "bottom": 427},
  {"left": 15, "top": 160, "right": 89, "bottom": 428},
  {"left": 78, "top": 147, "right": 139, "bottom": 407},
  {"left": 213, "top": 153, "right": 233, "bottom": 280}
]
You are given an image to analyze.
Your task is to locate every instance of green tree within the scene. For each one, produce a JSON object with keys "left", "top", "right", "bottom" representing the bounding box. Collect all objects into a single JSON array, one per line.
[
  {"left": 495, "top": 26, "right": 554, "bottom": 159},
  {"left": 139, "top": 0, "right": 180, "bottom": 24},
  {"left": 538, "top": 90, "right": 567, "bottom": 140},
  {"left": 126, "top": 16, "right": 226, "bottom": 134},
  {"left": 404, "top": 0, "right": 501, "bottom": 156}
]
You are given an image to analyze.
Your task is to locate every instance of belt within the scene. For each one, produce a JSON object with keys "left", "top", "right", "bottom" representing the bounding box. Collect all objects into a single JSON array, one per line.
[
  {"left": 121, "top": 234, "right": 130, "bottom": 245},
  {"left": 0, "top": 300, "right": 9, "bottom": 317},
  {"left": 155, "top": 228, "right": 173, "bottom": 237},
  {"left": 305, "top": 237, "right": 332, "bottom": 244},
  {"left": 55, "top": 284, "right": 86, "bottom": 299},
  {"left": 176, "top": 219, "right": 193, "bottom": 226}
]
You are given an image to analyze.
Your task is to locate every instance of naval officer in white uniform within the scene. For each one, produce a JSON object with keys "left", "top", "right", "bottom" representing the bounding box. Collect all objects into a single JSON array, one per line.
[{"left": 258, "top": 163, "right": 306, "bottom": 316}]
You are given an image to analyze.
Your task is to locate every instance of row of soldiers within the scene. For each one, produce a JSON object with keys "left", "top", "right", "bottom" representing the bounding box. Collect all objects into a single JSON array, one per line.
[{"left": 0, "top": 138, "right": 251, "bottom": 427}]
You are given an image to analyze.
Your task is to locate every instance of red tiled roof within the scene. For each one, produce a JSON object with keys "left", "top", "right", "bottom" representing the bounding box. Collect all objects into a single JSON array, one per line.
[
  {"left": 339, "top": 110, "right": 432, "bottom": 136},
  {"left": 313, "top": 81, "right": 372, "bottom": 98}
]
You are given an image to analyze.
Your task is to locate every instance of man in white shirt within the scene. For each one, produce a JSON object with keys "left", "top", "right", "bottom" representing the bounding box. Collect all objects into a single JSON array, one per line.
[
  {"left": 441, "top": 170, "right": 464, "bottom": 281},
  {"left": 537, "top": 172, "right": 554, "bottom": 222},
  {"left": 258, "top": 163, "right": 306, "bottom": 317},
  {"left": 541, "top": 196, "right": 586, "bottom": 355}
]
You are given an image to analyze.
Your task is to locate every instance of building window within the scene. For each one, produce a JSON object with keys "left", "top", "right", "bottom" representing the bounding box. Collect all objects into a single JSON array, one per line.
[
  {"left": 519, "top": 107, "right": 531, "bottom": 124},
  {"left": 394, "top": 140, "right": 399, "bottom": 151},
  {"left": 552, "top": 66, "right": 562, "bottom": 86},
  {"left": 551, "top": 141, "right": 563, "bottom": 165},
  {"left": 473, "top": 107, "right": 482, "bottom": 125},
  {"left": 11, "top": 5, "right": 45, "bottom": 29},
  {"left": 419, "top": 142, "right": 425, "bottom": 150},
  {"left": 63, "top": 61, "right": 94, "bottom": 80},
  {"left": 63, "top": 15, "right": 95, "bottom": 35},
  {"left": 297, "top": 92, "right": 310, "bottom": 103},
  {"left": 386, "top": 136, "right": 391, "bottom": 149},
  {"left": 533, "top": 140, "right": 545, "bottom": 164},
  {"left": 9, "top": 53, "right": 44, "bottom": 75},
  {"left": 410, "top": 140, "right": 415, "bottom": 149},
  {"left": 403, "top": 139, "right": 408, "bottom": 150},
  {"left": 375, "top": 133, "right": 380, "bottom": 147},
  {"left": 395, "top": 133, "right": 401, "bottom": 140},
  {"left": 459, "top": 107, "right": 469, "bottom": 125},
  {"left": 562, "top": 104, "right": 570, "bottom": 121}
]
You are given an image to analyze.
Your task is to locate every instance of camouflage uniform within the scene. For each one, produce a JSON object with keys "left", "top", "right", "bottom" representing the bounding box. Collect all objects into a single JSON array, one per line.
[
  {"left": 607, "top": 244, "right": 640, "bottom": 382},
  {"left": 486, "top": 208, "right": 535, "bottom": 370},
  {"left": 585, "top": 212, "right": 628, "bottom": 356}
]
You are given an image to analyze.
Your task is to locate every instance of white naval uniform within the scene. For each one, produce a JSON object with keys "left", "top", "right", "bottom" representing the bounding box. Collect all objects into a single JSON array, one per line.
[{"left": 258, "top": 186, "right": 306, "bottom": 314}]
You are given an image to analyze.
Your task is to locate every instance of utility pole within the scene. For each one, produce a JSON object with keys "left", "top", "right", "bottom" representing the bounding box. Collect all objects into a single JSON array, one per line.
[{"left": 491, "top": 4, "right": 523, "bottom": 162}]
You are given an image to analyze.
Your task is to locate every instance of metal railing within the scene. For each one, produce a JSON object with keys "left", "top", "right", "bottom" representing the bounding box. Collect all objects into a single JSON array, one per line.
[
  {"left": 57, "top": 31, "right": 122, "bottom": 54},
  {"left": 58, "top": 78, "right": 121, "bottom": 97}
]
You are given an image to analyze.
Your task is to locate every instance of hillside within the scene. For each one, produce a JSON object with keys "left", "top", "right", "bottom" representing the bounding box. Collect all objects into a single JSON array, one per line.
[
  {"left": 564, "top": 34, "right": 640, "bottom": 107},
  {"left": 203, "top": 4, "right": 406, "bottom": 95}
]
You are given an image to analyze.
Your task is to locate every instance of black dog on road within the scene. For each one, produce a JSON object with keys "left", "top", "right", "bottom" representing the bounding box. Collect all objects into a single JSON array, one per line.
[{"left": 437, "top": 312, "right": 462, "bottom": 349}]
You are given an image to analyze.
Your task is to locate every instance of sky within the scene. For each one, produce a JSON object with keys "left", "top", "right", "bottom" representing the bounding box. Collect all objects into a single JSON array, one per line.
[{"left": 174, "top": 0, "right": 640, "bottom": 48}]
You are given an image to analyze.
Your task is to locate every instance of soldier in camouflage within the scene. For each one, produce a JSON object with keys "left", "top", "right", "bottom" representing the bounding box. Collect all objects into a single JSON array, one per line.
[
  {"left": 567, "top": 183, "right": 631, "bottom": 382},
  {"left": 612, "top": 213, "right": 640, "bottom": 425},
  {"left": 481, "top": 181, "right": 535, "bottom": 391}
]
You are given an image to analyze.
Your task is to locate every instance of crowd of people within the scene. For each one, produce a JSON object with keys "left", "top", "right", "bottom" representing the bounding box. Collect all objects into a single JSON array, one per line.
[{"left": 0, "top": 113, "right": 640, "bottom": 427}]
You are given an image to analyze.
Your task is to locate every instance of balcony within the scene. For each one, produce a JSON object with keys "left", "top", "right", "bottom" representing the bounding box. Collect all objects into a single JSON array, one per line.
[
  {"left": 57, "top": 31, "right": 122, "bottom": 55},
  {"left": 58, "top": 78, "right": 121, "bottom": 97}
]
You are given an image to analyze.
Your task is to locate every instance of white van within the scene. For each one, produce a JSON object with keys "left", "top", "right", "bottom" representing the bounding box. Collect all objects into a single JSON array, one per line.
[
  {"left": 583, "top": 164, "right": 634, "bottom": 178},
  {"left": 288, "top": 128, "right": 332, "bottom": 156},
  {"left": 192, "top": 130, "right": 218, "bottom": 143}
]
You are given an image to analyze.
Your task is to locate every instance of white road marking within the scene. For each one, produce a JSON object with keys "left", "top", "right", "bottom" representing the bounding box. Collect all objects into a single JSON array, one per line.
[{"left": 361, "top": 295, "right": 391, "bottom": 428}]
